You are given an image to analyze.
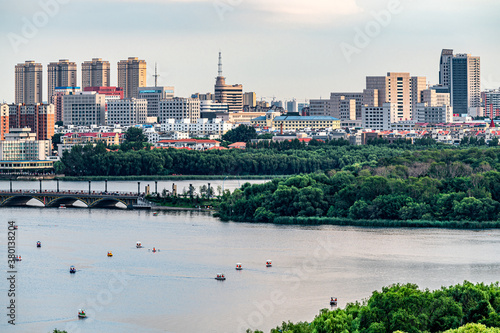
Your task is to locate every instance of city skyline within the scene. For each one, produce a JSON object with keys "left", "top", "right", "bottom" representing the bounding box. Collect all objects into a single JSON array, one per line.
[{"left": 1, "top": 0, "right": 500, "bottom": 103}]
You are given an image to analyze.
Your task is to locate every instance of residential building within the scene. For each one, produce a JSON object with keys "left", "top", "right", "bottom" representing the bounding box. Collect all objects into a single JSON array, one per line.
[
  {"left": 200, "top": 100, "right": 229, "bottom": 113},
  {"left": 159, "top": 98, "right": 200, "bottom": 123},
  {"left": 286, "top": 99, "right": 298, "bottom": 113},
  {"left": 156, "top": 139, "right": 220, "bottom": 150},
  {"left": 107, "top": 98, "right": 148, "bottom": 126},
  {"left": 8, "top": 103, "right": 55, "bottom": 140},
  {"left": 83, "top": 86, "right": 124, "bottom": 99},
  {"left": 47, "top": 59, "right": 77, "bottom": 100},
  {"left": 229, "top": 112, "right": 267, "bottom": 125},
  {"left": 450, "top": 53, "right": 481, "bottom": 115},
  {"left": 330, "top": 93, "right": 364, "bottom": 119},
  {"left": 421, "top": 89, "right": 451, "bottom": 107},
  {"left": 0, "top": 128, "right": 51, "bottom": 161},
  {"left": 482, "top": 89, "right": 500, "bottom": 119},
  {"left": 243, "top": 92, "right": 257, "bottom": 107},
  {"left": 51, "top": 87, "right": 81, "bottom": 123},
  {"left": 63, "top": 92, "right": 106, "bottom": 126},
  {"left": 138, "top": 86, "right": 175, "bottom": 118},
  {"left": 58, "top": 132, "right": 124, "bottom": 156},
  {"left": 15, "top": 61, "right": 43, "bottom": 104},
  {"left": 251, "top": 113, "right": 340, "bottom": 131},
  {"left": 361, "top": 103, "right": 396, "bottom": 131},
  {"left": 309, "top": 99, "right": 331, "bottom": 116},
  {"left": 415, "top": 103, "right": 453, "bottom": 124},
  {"left": 0, "top": 104, "right": 9, "bottom": 141},
  {"left": 117, "top": 57, "right": 147, "bottom": 98},
  {"left": 214, "top": 52, "right": 243, "bottom": 113},
  {"left": 161, "top": 118, "right": 233, "bottom": 138},
  {"left": 81, "top": 58, "right": 110, "bottom": 89}
]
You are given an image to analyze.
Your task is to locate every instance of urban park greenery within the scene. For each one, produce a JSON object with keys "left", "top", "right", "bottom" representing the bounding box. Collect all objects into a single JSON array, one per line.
[{"left": 246, "top": 281, "right": 500, "bottom": 333}]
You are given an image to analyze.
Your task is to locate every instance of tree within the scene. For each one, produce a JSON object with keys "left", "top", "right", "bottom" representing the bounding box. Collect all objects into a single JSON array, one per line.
[
  {"left": 51, "top": 133, "right": 64, "bottom": 151},
  {"left": 222, "top": 125, "right": 257, "bottom": 143}
]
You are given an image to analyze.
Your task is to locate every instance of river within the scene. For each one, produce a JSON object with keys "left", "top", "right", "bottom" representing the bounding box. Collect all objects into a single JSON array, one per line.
[{"left": 1, "top": 208, "right": 500, "bottom": 332}]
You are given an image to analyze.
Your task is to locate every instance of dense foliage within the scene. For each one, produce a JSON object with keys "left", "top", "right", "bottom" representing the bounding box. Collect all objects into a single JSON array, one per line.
[
  {"left": 247, "top": 282, "right": 500, "bottom": 333},
  {"left": 222, "top": 125, "right": 257, "bottom": 143}
]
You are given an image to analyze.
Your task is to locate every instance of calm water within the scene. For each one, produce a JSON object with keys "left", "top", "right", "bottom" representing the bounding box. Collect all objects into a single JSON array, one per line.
[{"left": 1, "top": 208, "right": 500, "bottom": 333}]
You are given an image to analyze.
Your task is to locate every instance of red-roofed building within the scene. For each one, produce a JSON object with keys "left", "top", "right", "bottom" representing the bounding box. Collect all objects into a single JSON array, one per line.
[
  {"left": 58, "top": 132, "right": 124, "bottom": 155},
  {"left": 228, "top": 142, "right": 247, "bottom": 149}
]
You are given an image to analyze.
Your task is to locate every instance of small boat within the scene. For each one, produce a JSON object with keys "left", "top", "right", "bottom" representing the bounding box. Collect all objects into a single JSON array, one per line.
[
  {"left": 136, "top": 241, "right": 143, "bottom": 248},
  {"left": 15, "top": 255, "right": 22, "bottom": 262},
  {"left": 70, "top": 265, "right": 76, "bottom": 274},
  {"left": 330, "top": 297, "right": 338, "bottom": 306},
  {"left": 266, "top": 260, "right": 272, "bottom": 267},
  {"left": 152, "top": 247, "right": 156, "bottom": 253},
  {"left": 215, "top": 274, "right": 226, "bottom": 281},
  {"left": 36, "top": 241, "right": 41, "bottom": 248},
  {"left": 107, "top": 251, "right": 113, "bottom": 257},
  {"left": 59, "top": 205, "right": 66, "bottom": 209},
  {"left": 235, "top": 263, "right": 243, "bottom": 270},
  {"left": 78, "top": 309, "right": 87, "bottom": 319},
  {"left": 153, "top": 212, "right": 159, "bottom": 216}
]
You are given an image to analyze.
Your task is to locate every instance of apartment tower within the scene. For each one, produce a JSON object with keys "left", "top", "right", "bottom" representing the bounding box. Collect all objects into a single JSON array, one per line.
[
  {"left": 117, "top": 57, "right": 147, "bottom": 99},
  {"left": 47, "top": 59, "right": 77, "bottom": 100},
  {"left": 15, "top": 61, "right": 43, "bottom": 104},
  {"left": 82, "top": 58, "right": 111, "bottom": 89}
]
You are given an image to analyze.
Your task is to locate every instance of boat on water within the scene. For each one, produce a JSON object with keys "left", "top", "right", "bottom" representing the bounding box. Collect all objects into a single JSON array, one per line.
[
  {"left": 36, "top": 241, "right": 41, "bottom": 248},
  {"left": 136, "top": 241, "right": 143, "bottom": 248},
  {"left": 78, "top": 309, "right": 87, "bottom": 319},
  {"left": 70, "top": 265, "right": 76, "bottom": 274},
  {"left": 107, "top": 251, "right": 113, "bottom": 257},
  {"left": 215, "top": 274, "right": 226, "bottom": 281},
  {"left": 235, "top": 263, "right": 243, "bottom": 270},
  {"left": 153, "top": 212, "right": 159, "bottom": 216},
  {"left": 59, "top": 205, "right": 66, "bottom": 209},
  {"left": 330, "top": 297, "right": 338, "bottom": 306},
  {"left": 15, "top": 255, "right": 22, "bottom": 261},
  {"left": 266, "top": 260, "right": 272, "bottom": 267}
]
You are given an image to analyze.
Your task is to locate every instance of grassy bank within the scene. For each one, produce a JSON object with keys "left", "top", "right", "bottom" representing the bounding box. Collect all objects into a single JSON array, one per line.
[
  {"left": 60, "top": 175, "right": 279, "bottom": 181},
  {"left": 217, "top": 215, "right": 500, "bottom": 229}
]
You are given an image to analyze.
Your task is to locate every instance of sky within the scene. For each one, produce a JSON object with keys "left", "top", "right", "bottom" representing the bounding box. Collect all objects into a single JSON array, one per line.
[{"left": 1, "top": 0, "right": 500, "bottom": 103}]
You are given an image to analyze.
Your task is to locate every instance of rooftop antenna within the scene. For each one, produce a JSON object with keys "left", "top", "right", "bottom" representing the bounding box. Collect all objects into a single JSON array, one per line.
[
  {"left": 153, "top": 63, "right": 160, "bottom": 87},
  {"left": 218, "top": 51, "right": 223, "bottom": 77}
]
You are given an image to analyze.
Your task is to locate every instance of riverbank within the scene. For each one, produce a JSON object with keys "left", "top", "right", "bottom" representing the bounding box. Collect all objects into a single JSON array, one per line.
[{"left": 61, "top": 175, "right": 280, "bottom": 181}]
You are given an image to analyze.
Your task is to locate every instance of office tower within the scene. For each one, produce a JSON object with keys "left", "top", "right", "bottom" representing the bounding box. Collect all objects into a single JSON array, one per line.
[
  {"left": 15, "top": 61, "right": 43, "bottom": 104},
  {"left": 82, "top": 58, "right": 111, "bottom": 89},
  {"left": 51, "top": 87, "right": 81, "bottom": 123},
  {"left": 361, "top": 103, "right": 396, "bottom": 131},
  {"left": 243, "top": 92, "right": 256, "bottom": 107},
  {"left": 214, "top": 52, "right": 243, "bottom": 113},
  {"left": 366, "top": 72, "right": 426, "bottom": 121},
  {"left": 439, "top": 49, "right": 454, "bottom": 89},
  {"left": 159, "top": 98, "right": 200, "bottom": 123},
  {"left": 8, "top": 103, "right": 55, "bottom": 140},
  {"left": 117, "top": 57, "right": 147, "bottom": 98},
  {"left": 415, "top": 104, "right": 453, "bottom": 124},
  {"left": 421, "top": 89, "right": 450, "bottom": 107},
  {"left": 286, "top": 99, "right": 298, "bottom": 113},
  {"left": 63, "top": 92, "right": 106, "bottom": 126},
  {"left": 138, "top": 86, "right": 175, "bottom": 118},
  {"left": 47, "top": 59, "right": 77, "bottom": 100},
  {"left": 309, "top": 99, "right": 331, "bottom": 116},
  {"left": 482, "top": 89, "right": 500, "bottom": 119},
  {"left": 451, "top": 53, "right": 481, "bottom": 115},
  {"left": 330, "top": 93, "right": 364, "bottom": 119},
  {"left": 107, "top": 98, "right": 148, "bottom": 126},
  {"left": 0, "top": 104, "right": 9, "bottom": 141}
]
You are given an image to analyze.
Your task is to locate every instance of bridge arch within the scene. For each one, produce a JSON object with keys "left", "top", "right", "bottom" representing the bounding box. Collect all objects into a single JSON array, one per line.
[
  {"left": 45, "top": 196, "right": 89, "bottom": 208},
  {"left": 1, "top": 195, "right": 45, "bottom": 207},
  {"left": 89, "top": 198, "right": 129, "bottom": 209}
]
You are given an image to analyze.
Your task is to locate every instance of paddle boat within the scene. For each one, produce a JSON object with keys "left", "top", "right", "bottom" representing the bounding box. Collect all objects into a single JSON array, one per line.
[
  {"left": 78, "top": 309, "right": 87, "bottom": 319},
  {"left": 235, "top": 263, "right": 243, "bottom": 271},
  {"left": 15, "top": 255, "right": 22, "bottom": 262},
  {"left": 330, "top": 297, "right": 338, "bottom": 306},
  {"left": 152, "top": 247, "right": 157, "bottom": 253},
  {"left": 136, "top": 241, "right": 143, "bottom": 248},
  {"left": 266, "top": 260, "right": 272, "bottom": 267},
  {"left": 70, "top": 265, "right": 76, "bottom": 274},
  {"left": 107, "top": 251, "right": 113, "bottom": 257},
  {"left": 36, "top": 241, "right": 41, "bottom": 248},
  {"left": 215, "top": 274, "right": 226, "bottom": 281},
  {"left": 153, "top": 212, "right": 159, "bottom": 216}
]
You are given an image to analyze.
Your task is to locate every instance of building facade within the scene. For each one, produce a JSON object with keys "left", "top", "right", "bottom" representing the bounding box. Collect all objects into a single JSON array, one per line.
[
  {"left": 309, "top": 99, "right": 331, "bottom": 117},
  {"left": 47, "top": 59, "right": 77, "bottom": 101},
  {"left": 62, "top": 92, "right": 106, "bottom": 126},
  {"left": 51, "top": 87, "right": 81, "bottom": 123},
  {"left": 361, "top": 103, "right": 396, "bottom": 131},
  {"left": 243, "top": 92, "right": 256, "bottom": 107},
  {"left": 82, "top": 58, "right": 110, "bottom": 89},
  {"left": 214, "top": 53, "right": 243, "bottom": 113},
  {"left": 161, "top": 118, "right": 233, "bottom": 138},
  {"left": 415, "top": 103, "right": 453, "bottom": 124},
  {"left": 451, "top": 53, "right": 481, "bottom": 115},
  {"left": 107, "top": 98, "right": 148, "bottom": 126},
  {"left": 8, "top": 103, "right": 55, "bottom": 141},
  {"left": 159, "top": 98, "right": 200, "bottom": 123},
  {"left": 0, "top": 104, "right": 9, "bottom": 141},
  {"left": 138, "top": 87, "right": 175, "bottom": 118},
  {"left": 330, "top": 93, "right": 364, "bottom": 119},
  {"left": 117, "top": 57, "right": 147, "bottom": 98},
  {"left": 482, "top": 89, "right": 500, "bottom": 119},
  {"left": 0, "top": 128, "right": 50, "bottom": 161},
  {"left": 58, "top": 132, "right": 123, "bottom": 156},
  {"left": 83, "top": 86, "right": 124, "bottom": 99},
  {"left": 15, "top": 61, "right": 43, "bottom": 104},
  {"left": 252, "top": 113, "right": 340, "bottom": 131}
]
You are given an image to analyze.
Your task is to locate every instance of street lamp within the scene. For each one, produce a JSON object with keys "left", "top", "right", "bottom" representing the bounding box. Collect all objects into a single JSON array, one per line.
[
  {"left": 88, "top": 180, "right": 91, "bottom": 195},
  {"left": 137, "top": 182, "right": 141, "bottom": 196},
  {"left": 56, "top": 178, "right": 59, "bottom": 192},
  {"left": 39, "top": 179, "right": 42, "bottom": 193},
  {"left": 105, "top": 179, "right": 108, "bottom": 193}
]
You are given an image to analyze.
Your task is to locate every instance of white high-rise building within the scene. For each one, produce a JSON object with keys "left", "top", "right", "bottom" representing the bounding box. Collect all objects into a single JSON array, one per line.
[
  {"left": 415, "top": 103, "right": 453, "bottom": 124},
  {"left": 63, "top": 92, "right": 106, "bottom": 126},
  {"left": 138, "top": 87, "right": 175, "bottom": 118},
  {"left": 362, "top": 103, "right": 396, "bottom": 131},
  {"left": 159, "top": 98, "right": 200, "bottom": 123},
  {"left": 107, "top": 98, "right": 148, "bottom": 126}
]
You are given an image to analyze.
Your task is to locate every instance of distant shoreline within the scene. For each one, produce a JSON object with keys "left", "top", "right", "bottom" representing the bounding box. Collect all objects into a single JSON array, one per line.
[{"left": 0, "top": 175, "right": 278, "bottom": 181}]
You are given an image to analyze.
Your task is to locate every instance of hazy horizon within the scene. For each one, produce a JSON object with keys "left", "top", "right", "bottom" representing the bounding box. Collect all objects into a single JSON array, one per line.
[{"left": 1, "top": 0, "right": 500, "bottom": 103}]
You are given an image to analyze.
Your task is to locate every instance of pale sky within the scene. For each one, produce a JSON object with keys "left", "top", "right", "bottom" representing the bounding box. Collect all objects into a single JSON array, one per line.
[{"left": 1, "top": 0, "right": 499, "bottom": 103}]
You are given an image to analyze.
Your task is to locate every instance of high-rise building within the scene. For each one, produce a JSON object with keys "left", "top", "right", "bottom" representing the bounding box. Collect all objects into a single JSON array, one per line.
[
  {"left": 415, "top": 103, "right": 453, "bottom": 124},
  {"left": 330, "top": 93, "right": 364, "bottom": 119},
  {"left": 47, "top": 59, "right": 77, "bottom": 101},
  {"left": 361, "top": 103, "right": 396, "bottom": 131},
  {"left": 82, "top": 58, "right": 111, "bottom": 89},
  {"left": 366, "top": 72, "right": 426, "bottom": 121},
  {"left": 15, "top": 61, "right": 43, "bottom": 104},
  {"left": 451, "top": 53, "right": 481, "bottom": 115},
  {"left": 309, "top": 99, "right": 331, "bottom": 116},
  {"left": 159, "top": 98, "right": 200, "bottom": 123},
  {"left": 439, "top": 49, "right": 454, "bottom": 89},
  {"left": 0, "top": 104, "right": 9, "bottom": 141},
  {"left": 51, "top": 87, "right": 81, "bottom": 123},
  {"left": 482, "top": 89, "right": 500, "bottom": 119},
  {"left": 421, "top": 89, "right": 450, "bottom": 107},
  {"left": 214, "top": 52, "right": 243, "bottom": 113},
  {"left": 243, "top": 92, "right": 256, "bottom": 107},
  {"left": 8, "top": 103, "right": 55, "bottom": 141},
  {"left": 117, "top": 57, "right": 147, "bottom": 99},
  {"left": 107, "top": 98, "right": 148, "bottom": 126},
  {"left": 286, "top": 99, "right": 298, "bottom": 113},
  {"left": 138, "top": 86, "right": 175, "bottom": 118},
  {"left": 63, "top": 92, "right": 106, "bottom": 126}
]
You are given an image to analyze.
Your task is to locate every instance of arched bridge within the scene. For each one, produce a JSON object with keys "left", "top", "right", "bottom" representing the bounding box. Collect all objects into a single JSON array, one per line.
[{"left": 0, "top": 190, "right": 144, "bottom": 209}]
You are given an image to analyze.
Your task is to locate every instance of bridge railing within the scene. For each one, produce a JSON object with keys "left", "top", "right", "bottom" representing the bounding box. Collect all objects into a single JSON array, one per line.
[{"left": 0, "top": 190, "right": 141, "bottom": 197}]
